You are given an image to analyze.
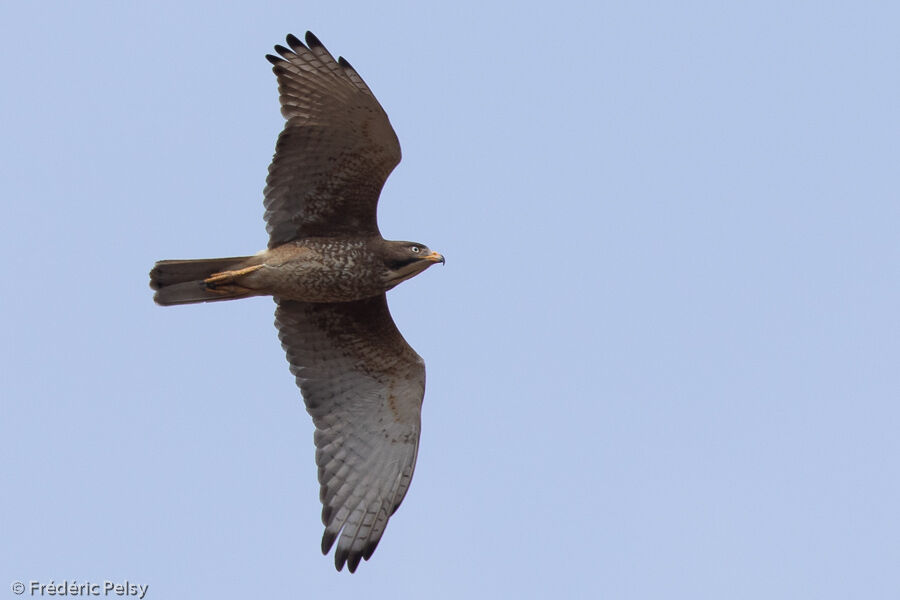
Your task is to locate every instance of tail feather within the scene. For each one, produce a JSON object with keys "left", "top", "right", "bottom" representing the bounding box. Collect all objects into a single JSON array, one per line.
[{"left": 150, "top": 256, "right": 256, "bottom": 306}]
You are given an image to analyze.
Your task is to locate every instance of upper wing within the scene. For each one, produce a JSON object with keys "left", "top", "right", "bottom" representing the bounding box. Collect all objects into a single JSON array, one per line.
[
  {"left": 263, "top": 32, "right": 402, "bottom": 245},
  {"left": 274, "top": 295, "right": 424, "bottom": 572}
]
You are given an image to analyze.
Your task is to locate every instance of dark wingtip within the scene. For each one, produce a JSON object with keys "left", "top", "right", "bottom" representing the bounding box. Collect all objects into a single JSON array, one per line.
[
  {"left": 273, "top": 44, "right": 292, "bottom": 58},
  {"left": 362, "top": 538, "right": 380, "bottom": 560},
  {"left": 285, "top": 33, "right": 305, "bottom": 51},
  {"left": 305, "top": 31, "right": 323, "bottom": 48},
  {"left": 321, "top": 530, "right": 337, "bottom": 554},
  {"left": 346, "top": 552, "right": 362, "bottom": 573},
  {"left": 265, "top": 54, "right": 283, "bottom": 65},
  {"left": 338, "top": 56, "right": 353, "bottom": 69},
  {"left": 334, "top": 547, "right": 348, "bottom": 571}
]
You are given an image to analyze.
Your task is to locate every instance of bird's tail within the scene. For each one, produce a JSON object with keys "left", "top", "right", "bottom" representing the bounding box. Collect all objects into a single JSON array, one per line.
[{"left": 150, "top": 256, "right": 261, "bottom": 306}]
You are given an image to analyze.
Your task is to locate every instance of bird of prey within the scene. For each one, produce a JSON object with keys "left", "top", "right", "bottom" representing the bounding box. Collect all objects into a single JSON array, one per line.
[{"left": 149, "top": 32, "right": 443, "bottom": 573}]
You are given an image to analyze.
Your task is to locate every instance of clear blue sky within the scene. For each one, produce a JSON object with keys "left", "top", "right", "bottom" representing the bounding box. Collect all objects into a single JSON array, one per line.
[{"left": 2, "top": 2, "right": 899, "bottom": 598}]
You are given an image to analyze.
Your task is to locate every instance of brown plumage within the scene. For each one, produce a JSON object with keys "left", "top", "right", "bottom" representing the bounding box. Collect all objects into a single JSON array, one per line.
[{"left": 149, "top": 32, "right": 443, "bottom": 573}]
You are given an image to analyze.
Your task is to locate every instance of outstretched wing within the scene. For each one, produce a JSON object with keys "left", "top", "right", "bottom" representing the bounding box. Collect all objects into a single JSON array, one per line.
[
  {"left": 274, "top": 295, "right": 424, "bottom": 572},
  {"left": 264, "top": 32, "right": 402, "bottom": 245}
]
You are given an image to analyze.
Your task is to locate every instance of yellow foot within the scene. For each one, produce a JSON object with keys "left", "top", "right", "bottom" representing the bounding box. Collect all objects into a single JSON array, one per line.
[{"left": 204, "top": 264, "right": 264, "bottom": 286}]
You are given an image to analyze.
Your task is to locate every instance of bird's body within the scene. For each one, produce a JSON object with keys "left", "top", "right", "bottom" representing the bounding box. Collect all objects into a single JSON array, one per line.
[
  {"left": 149, "top": 32, "right": 442, "bottom": 573},
  {"left": 152, "top": 236, "right": 438, "bottom": 305},
  {"left": 248, "top": 238, "right": 385, "bottom": 301}
]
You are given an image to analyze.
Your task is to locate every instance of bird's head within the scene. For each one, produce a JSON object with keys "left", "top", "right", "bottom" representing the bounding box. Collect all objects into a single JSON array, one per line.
[{"left": 381, "top": 241, "right": 444, "bottom": 289}]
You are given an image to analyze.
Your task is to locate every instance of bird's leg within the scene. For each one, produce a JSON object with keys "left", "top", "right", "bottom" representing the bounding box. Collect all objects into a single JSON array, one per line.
[{"left": 204, "top": 264, "right": 265, "bottom": 286}]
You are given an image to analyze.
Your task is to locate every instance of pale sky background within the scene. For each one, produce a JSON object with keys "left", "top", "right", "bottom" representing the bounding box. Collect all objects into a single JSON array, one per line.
[{"left": 2, "top": 2, "right": 899, "bottom": 599}]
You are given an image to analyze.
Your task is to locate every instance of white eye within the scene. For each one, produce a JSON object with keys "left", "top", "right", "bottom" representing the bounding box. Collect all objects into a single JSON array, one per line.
[{"left": 410, "top": 246, "right": 421, "bottom": 253}]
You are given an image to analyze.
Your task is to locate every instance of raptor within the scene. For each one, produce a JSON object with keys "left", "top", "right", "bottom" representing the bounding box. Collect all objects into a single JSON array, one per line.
[{"left": 150, "top": 32, "right": 443, "bottom": 573}]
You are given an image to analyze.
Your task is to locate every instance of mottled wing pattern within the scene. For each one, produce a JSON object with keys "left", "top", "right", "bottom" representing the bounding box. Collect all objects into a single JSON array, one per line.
[
  {"left": 264, "top": 33, "right": 402, "bottom": 245},
  {"left": 274, "top": 295, "right": 424, "bottom": 572}
]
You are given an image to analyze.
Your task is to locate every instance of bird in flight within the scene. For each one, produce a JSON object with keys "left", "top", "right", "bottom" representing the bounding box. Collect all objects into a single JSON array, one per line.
[{"left": 149, "top": 32, "right": 443, "bottom": 573}]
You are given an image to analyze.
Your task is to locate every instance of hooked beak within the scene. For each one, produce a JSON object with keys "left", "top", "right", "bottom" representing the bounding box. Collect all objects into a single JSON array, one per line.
[{"left": 424, "top": 251, "right": 445, "bottom": 265}]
